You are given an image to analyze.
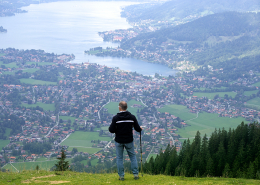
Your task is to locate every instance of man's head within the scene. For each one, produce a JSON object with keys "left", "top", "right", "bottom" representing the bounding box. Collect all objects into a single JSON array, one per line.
[{"left": 119, "top": 101, "right": 127, "bottom": 111}]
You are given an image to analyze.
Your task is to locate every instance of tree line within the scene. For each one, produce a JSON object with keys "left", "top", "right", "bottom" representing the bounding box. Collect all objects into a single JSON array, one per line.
[{"left": 143, "top": 122, "right": 260, "bottom": 179}]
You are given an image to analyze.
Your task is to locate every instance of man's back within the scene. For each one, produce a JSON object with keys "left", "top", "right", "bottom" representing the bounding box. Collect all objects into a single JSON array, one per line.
[{"left": 109, "top": 111, "right": 141, "bottom": 143}]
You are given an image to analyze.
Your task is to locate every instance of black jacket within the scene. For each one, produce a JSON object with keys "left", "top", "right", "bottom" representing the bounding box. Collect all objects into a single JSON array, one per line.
[{"left": 109, "top": 111, "right": 142, "bottom": 143}]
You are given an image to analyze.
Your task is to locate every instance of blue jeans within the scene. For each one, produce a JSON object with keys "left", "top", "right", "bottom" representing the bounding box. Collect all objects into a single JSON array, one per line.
[{"left": 115, "top": 141, "right": 139, "bottom": 177}]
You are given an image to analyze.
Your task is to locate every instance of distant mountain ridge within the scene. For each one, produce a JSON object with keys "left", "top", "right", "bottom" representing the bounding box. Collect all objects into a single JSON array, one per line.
[
  {"left": 120, "top": 12, "right": 260, "bottom": 70},
  {"left": 122, "top": 0, "right": 260, "bottom": 22}
]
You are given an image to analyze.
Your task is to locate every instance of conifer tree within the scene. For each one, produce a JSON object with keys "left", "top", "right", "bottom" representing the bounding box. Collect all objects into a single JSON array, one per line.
[{"left": 55, "top": 147, "right": 70, "bottom": 171}]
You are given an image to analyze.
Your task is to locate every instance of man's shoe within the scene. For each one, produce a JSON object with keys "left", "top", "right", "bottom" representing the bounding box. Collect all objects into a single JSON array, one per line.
[
  {"left": 134, "top": 175, "right": 139, "bottom": 180},
  {"left": 119, "top": 177, "right": 124, "bottom": 181}
]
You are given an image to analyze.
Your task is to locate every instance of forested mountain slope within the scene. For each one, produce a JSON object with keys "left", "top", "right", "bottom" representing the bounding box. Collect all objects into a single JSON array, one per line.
[
  {"left": 120, "top": 12, "right": 260, "bottom": 70},
  {"left": 122, "top": 0, "right": 260, "bottom": 22}
]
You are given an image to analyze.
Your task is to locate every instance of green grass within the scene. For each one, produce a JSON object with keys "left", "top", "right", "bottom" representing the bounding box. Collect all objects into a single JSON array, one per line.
[
  {"left": 19, "top": 78, "right": 57, "bottom": 85},
  {"left": 159, "top": 105, "right": 246, "bottom": 138},
  {"left": 104, "top": 100, "right": 144, "bottom": 117},
  {"left": 0, "top": 61, "right": 19, "bottom": 68},
  {"left": 59, "top": 116, "right": 77, "bottom": 123},
  {"left": 244, "top": 90, "right": 258, "bottom": 96},
  {"left": 26, "top": 62, "right": 56, "bottom": 66},
  {"left": 253, "top": 81, "right": 260, "bottom": 87},
  {"left": 22, "top": 102, "right": 55, "bottom": 111},
  {"left": 1, "top": 71, "right": 15, "bottom": 75},
  {"left": 22, "top": 68, "right": 39, "bottom": 73},
  {"left": 36, "top": 157, "right": 49, "bottom": 162},
  {"left": 4, "top": 128, "right": 11, "bottom": 137},
  {"left": 67, "top": 146, "right": 101, "bottom": 154},
  {"left": 3, "top": 160, "right": 60, "bottom": 171},
  {"left": 0, "top": 139, "right": 10, "bottom": 150},
  {"left": 245, "top": 97, "right": 260, "bottom": 109},
  {"left": 1, "top": 171, "right": 260, "bottom": 184},
  {"left": 146, "top": 154, "right": 157, "bottom": 162},
  {"left": 192, "top": 91, "right": 236, "bottom": 99},
  {"left": 178, "top": 112, "right": 246, "bottom": 138},
  {"left": 62, "top": 131, "right": 111, "bottom": 153},
  {"left": 81, "top": 158, "right": 99, "bottom": 166},
  {"left": 159, "top": 104, "right": 196, "bottom": 120}
]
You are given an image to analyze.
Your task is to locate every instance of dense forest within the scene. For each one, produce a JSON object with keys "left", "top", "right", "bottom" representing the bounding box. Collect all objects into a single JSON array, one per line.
[{"left": 143, "top": 122, "right": 260, "bottom": 179}]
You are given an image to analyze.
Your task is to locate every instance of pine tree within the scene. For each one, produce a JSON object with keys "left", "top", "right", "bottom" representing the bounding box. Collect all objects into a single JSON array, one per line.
[{"left": 55, "top": 147, "right": 70, "bottom": 171}]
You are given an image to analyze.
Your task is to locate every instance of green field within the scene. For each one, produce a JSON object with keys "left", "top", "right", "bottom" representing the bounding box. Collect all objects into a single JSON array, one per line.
[
  {"left": 1, "top": 71, "right": 15, "bottom": 75},
  {"left": 22, "top": 68, "right": 39, "bottom": 73},
  {"left": 22, "top": 102, "right": 55, "bottom": 111},
  {"left": 159, "top": 104, "right": 197, "bottom": 120},
  {"left": 61, "top": 131, "right": 111, "bottom": 153},
  {"left": 244, "top": 90, "right": 259, "bottom": 96},
  {"left": 146, "top": 154, "right": 157, "bottom": 162},
  {"left": 253, "top": 81, "right": 260, "bottom": 87},
  {"left": 192, "top": 91, "right": 236, "bottom": 99},
  {"left": 159, "top": 104, "right": 246, "bottom": 138},
  {"left": 26, "top": 62, "right": 56, "bottom": 66},
  {"left": 0, "top": 140, "right": 10, "bottom": 150},
  {"left": 0, "top": 61, "right": 19, "bottom": 68},
  {"left": 67, "top": 146, "right": 101, "bottom": 154},
  {"left": 1, "top": 171, "right": 259, "bottom": 184},
  {"left": 104, "top": 100, "right": 144, "bottom": 117},
  {"left": 3, "top": 160, "right": 63, "bottom": 171},
  {"left": 245, "top": 97, "right": 260, "bottom": 109},
  {"left": 59, "top": 116, "right": 77, "bottom": 123},
  {"left": 81, "top": 158, "right": 99, "bottom": 166},
  {"left": 19, "top": 78, "right": 57, "bottom": 85}
]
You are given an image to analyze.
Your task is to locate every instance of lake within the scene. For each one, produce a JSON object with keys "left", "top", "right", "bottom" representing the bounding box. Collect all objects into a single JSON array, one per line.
[{"left": 0, "top": 1, "right": 177, "bottom": 76}]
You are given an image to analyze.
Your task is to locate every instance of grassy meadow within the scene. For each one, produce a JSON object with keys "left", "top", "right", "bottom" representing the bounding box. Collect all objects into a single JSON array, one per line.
[
  {"left": 26, "top": 62, "right": 56, "bottom": 66},
  {"left": 0, "top": 61, "right": 19, "bottom": 68},
  {"left": 22, "top": 102, "right": 55, "bottom": 111},
  {"left": 61, "top": 131, "right": 111, "bottom": 153},
  {"left": 104, "top": 99, "right": 144, "bottom": 117},
  {"left": 245, "top": 97, "right": 260, "bottom": 110},
  {"left": 0, "top": 140, "right": 10, "bottom": 150},
  {"left": 192, "top": 91, "right": 236, "bottom": 99},
  {"left": 1, "top": 171, "right": 259, "bottom": 184},
  {"left": 2, "top": 159, "right": 63, "bottom": 171},
  {"left": 159, "top": 104, "right": 246, "bottom": 139},
  {"left": 19, "top": 78, "right": 57, "bottom": 85}
]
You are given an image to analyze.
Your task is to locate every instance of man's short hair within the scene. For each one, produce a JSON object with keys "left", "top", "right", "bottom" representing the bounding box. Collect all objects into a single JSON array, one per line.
[{"left": 119, "top": 101, "right": 127, "bottom": 110}]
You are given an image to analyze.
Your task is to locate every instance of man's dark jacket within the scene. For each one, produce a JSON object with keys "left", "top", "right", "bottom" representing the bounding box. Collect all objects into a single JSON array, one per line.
[{"left": 109, "top": 111, "right": 142, "bottom": 143}]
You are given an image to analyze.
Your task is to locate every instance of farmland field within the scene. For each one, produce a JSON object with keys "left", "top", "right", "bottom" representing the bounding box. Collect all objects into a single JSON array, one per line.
[
  {"left": 19, "top": 78, "right": 57, "bottom": 85},
  {"left": 22, "top": 102, "right": 55, "bottom": 111},
  {"left": 67, "top": 147, "right": 101, "bottom": 154},
  {"left": 104, "top": 99, "right": 144, "bottom": 117},
  {"left": 159, "top": 104, "right": 246, "bottom": 139},
  {"left": 253, "top": 81, "right": 260, "bottom": 87},
  {"left": 159, "top": 104, "right": 196, "bottom": 120},
  {"left": 22, "top": 68, "right": 39, "bottom": 73},
  {"left": 59, "top": 116, "right": 78, "bottom": 123},
  {"left": 81, "top": 159, "right": 99, "bottom": 166},
  {"left": 146, "top": 154, "right": 157, "bottom": 162},
  {"left": 26, "top": 62, "right": 56, "bottom": 66},
  {"left": 192, "top": 91, "right": 236, "bottom": 99},
  {"left": 0, "top": 61, "right": 18, "bottom": 68},
  {"left": 61, "top": 131, "right": 111, "bottom": 153},
  {"left": 245, "top": 97, "right": 260, "bottom": 109},
  {"left": 0, "top": 140, "right": 10, "bottom": 150},
  {"left": 244, "top": 90, "right": 258, "bottom": 96},
  {"left": 2, "top": 159, "right": 68, "bottom": 171}
]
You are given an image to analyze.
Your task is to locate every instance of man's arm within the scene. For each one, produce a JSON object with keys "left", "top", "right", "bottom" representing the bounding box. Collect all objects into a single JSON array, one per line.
[
  {"left": 109, "top": 117, "right": 116, "bottom": 133},
  {"left": 133, "top": 116, "right": 142, "bottom": 132}
]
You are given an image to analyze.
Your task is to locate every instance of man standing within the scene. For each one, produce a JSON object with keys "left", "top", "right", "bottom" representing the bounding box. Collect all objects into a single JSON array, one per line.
[{"left": 109, "top": 101, "right": 142, "bottom": 181}]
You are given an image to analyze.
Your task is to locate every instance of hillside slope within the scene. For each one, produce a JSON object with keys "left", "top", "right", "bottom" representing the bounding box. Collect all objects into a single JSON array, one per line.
[
  {"left": 122, "top": 0, "right": 260, "bottom": 22},
  {"left": 1, "top": 171, "right": 260, "bottom": 184}
]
